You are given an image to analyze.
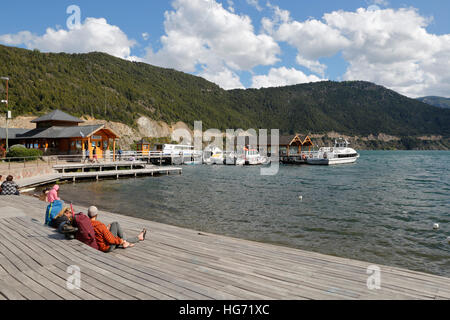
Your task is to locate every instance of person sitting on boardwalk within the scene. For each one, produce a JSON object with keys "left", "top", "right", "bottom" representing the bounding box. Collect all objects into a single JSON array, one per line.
[
  {"left": 41, "top": 187, "right": 51, "bottom": 202},
  {"left": 88, "top": 206, "right": 147, "bottom": 252},
  {"left": 1, "top": 175, "right": 20, "bottom": 196},
  {"left": 50, "top": 207, "right": 78, "bottom": 238},
  {"left": 47, "top": 185, "right": 61, "bottom": 203}
]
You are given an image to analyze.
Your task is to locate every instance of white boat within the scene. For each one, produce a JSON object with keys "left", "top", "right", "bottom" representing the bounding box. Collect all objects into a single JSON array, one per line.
[
  {"left": 306, "top": 138, "right": 359, "bottom": 165},
  {"left": 203, "top": 146, "right": 225, "bottom": 165},
  {"left": 244, "top": 147, "right": 268, "bottom": 165},
  {"left": 153, "top": 144, "right": 202, "bottom": 164}
]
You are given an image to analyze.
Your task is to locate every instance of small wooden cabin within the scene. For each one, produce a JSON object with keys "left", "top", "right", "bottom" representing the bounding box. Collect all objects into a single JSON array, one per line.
[{"left": 136, "top": 139, "right": 151, "bottom": 155}]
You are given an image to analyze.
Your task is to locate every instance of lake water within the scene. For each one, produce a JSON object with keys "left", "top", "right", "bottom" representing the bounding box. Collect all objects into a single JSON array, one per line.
[{"left": 59, "top": 151, "right": 450, "bottom": 276}]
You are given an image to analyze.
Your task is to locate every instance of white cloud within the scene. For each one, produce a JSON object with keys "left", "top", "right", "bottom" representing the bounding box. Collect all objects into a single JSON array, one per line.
[
  {"left": 144, "top": 0, "right": 280, "bottom": 89},
  {"left": 251, "top": 67, "right": 324, "bottom": 89},
  {"left": 247, "top": 0, "right": 263, "bottom": 12},
  {"left": 0, "top": 18, "right": 136, "bottom": 60},
  {"left": 263, "top": 5, "right": 350, "bottom": 77},
  {"left": 199, "top": 66, "right": 244, "bottom": 89},
  {"left": 142, "top": 32, "right": 150, "bottom": 41},
  {"left": 324, "top": 8, "right": 450, "bottom": 97},
  {"left": 263, "top": 5, "right": 450, "bottom": 97}
]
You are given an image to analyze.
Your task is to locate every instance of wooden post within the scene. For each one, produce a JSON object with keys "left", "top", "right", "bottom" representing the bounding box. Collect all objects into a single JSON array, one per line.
[
  {"left": 88, "top": 137, "right": 92, "bottom": 161},
  {"left": 82, "top": 139, "right": 86, "bottom": 162},
  {"left": 113, "top": 139, "right": 116, "bottom": 162}
]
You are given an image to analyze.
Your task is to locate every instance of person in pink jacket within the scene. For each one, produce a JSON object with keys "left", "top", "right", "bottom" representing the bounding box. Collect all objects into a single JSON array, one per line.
[{"left": 47, "top": 185, "right": 61, "bottom": 203}]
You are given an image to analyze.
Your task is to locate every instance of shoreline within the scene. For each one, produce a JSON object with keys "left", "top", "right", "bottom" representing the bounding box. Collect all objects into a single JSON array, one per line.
[{"left": 1, "top": 194, "right": 449, "bottom": 300}]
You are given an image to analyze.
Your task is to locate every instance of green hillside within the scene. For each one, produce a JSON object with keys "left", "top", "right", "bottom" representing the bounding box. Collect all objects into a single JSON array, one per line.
[
  {"left": 1, "top": 44, "right": 449, "bottom": 137},
  {"left": 417, "top": 96, "right": 450, "bottom": 109}
]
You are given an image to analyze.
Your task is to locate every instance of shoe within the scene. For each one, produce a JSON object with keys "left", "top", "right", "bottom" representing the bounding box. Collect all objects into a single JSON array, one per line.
[
  {"left": 65, "top": 234, "right": 75, "bottom": 240},
  {"left": 61, "top": 225, "right": 78, "bottom": 234}
]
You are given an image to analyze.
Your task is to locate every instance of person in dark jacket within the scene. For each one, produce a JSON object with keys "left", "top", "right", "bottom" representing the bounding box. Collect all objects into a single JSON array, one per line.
[{"left": 1, "top": 175, "right": 19, "bottom": 196}]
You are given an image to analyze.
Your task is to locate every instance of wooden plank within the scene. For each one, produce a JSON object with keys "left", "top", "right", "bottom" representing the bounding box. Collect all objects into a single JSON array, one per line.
[
  {"left": 10, "top": 271, "right": 63, "bottom": 300},
  {"left": 0, "top": 278, "right": 26, "bottom": 300},
  {"left": 50, "top": 263, "right": 137, "bottom": 300},
  {"left": 0, "top": 221, "right": 58, "bottom": 267}
]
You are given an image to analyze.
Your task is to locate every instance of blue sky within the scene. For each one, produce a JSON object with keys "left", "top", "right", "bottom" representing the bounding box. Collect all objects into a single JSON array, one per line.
[{"left": 0, "top": 0, "right": 449, "bottom": 97}]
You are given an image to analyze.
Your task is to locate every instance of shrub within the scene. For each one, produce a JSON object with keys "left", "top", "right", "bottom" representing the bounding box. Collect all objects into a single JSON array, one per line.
[{"left": 6, "top": 146, "right": 44, "bottom": 161}]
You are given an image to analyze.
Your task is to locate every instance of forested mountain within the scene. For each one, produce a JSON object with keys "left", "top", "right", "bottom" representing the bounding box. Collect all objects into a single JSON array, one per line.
[
  {"left": 417, "top": 96, "right": 450, "bottom": 109},
  {"left": 1, "top": 44, "right": 449, "bottom": 137}
]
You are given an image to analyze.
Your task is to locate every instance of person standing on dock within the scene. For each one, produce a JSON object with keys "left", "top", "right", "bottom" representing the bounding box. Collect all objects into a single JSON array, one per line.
[
  {"left": 88, "top": 206, "right": 147, "bottom": 252},
  {"left": 92, "top": 146, "right": 98, "bottom": 163},
  {"left": 83, "top": 143, "right": 90, "bottom": 163}
]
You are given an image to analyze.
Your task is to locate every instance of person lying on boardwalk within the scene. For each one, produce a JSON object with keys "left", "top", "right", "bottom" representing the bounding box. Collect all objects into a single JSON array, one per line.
[
  {"left": 88, "top": 206, "right": 147, "bottom": 252},
  {"left": 50, "top": 207, "right": 78, "bottom": 238},
  {"left": 1, "top": 175, "right": 20, "bottom": 196}
]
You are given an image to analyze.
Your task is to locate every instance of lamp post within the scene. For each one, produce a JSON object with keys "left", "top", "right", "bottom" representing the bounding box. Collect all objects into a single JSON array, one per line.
[{"left": 1, "top": 77, "right": 10, "bottom": 151}]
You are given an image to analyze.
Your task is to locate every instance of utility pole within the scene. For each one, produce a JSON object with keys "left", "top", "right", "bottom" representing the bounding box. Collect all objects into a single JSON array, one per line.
[
  {"left": 104, "top": 87, "right": 107, "bottom": 117},
  {"left": 1, "top": 77, "right": 9, "bottom": 151}
]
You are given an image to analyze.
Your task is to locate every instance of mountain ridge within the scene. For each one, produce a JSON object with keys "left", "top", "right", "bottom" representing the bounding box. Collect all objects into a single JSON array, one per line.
[
  {"left": 417, "top": 96, "right": 450, "bottom": 109},
  {"left": 0, "top": 44, "right": 449, "bottom": 140}
]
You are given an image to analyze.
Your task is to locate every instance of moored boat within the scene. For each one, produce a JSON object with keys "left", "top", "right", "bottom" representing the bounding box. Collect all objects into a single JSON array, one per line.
[{"left": 306, "top": 138, "right": 359, "bottom": 165}]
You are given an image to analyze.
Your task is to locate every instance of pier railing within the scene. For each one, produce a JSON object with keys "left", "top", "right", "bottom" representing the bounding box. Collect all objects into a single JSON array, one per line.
[{"left": 0, "top": 150, "right": 201, "bottom": 170}]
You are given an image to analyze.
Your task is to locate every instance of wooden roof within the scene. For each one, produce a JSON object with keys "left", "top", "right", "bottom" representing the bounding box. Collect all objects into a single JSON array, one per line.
[
  {"left": 136, "top": 139, "right": 151, "bottom": 145},
  {"left": 265, "top": 134, "right": 314, "bottom": 147},
  {"left": 31, "top": 110, "right": 84, "bottom": 124}
]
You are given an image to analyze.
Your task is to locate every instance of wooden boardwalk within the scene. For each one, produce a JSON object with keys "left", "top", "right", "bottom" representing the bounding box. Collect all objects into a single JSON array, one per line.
[{"left": 0, "top": 195, "right": 449, "bottom": 300}]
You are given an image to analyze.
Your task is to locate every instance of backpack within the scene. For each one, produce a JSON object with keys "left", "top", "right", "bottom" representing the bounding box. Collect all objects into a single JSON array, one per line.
[
  {"left": 73, "top": 213, "right": 99, "bottom": 250},
  {"left": 45, "top": 200, "right": 64, "bottom": 226}
]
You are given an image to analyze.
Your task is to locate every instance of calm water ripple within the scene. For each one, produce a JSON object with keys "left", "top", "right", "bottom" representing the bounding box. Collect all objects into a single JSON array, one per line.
[{"left": 59, "top": 151, "right": 450, "bottom": 276}]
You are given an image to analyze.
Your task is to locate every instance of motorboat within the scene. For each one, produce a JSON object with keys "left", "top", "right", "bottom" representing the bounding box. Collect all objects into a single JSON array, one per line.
[
  {"left": 306, "top": 138, "right": 360, "bottom": 165},
  {"left": 244, "top": 147, "right": 269, "bottom": 165},
  {"left": 203, "top": 146, "right": 225, "bottom": 165}
]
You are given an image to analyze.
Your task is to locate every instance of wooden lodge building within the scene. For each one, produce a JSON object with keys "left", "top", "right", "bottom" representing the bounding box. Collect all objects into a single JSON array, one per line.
[{"left": 0, "top": 110, "right": 119, "bottom": 159}]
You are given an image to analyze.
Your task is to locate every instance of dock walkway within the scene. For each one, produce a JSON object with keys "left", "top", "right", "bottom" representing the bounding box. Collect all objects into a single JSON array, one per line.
[
  {"left": 53, "top": 161, "right": 147, "bottom": 173},
  {"left": 0, "top": 196, "right": 449, "bottom": 300},
  {"left": 16, "top": 164, "right": 182, "bottom": 189}
]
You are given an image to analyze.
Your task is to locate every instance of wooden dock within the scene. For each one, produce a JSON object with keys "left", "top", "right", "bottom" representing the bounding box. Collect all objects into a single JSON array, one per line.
[
  {"left": 0, "top": 195, "right": 449, "bottom": 300},
  {"left": 16, "top": 164, "right": 182, "bottom": 189},
  {"left": 53, "top": 161, "right": 148, "bottom": 173}
]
